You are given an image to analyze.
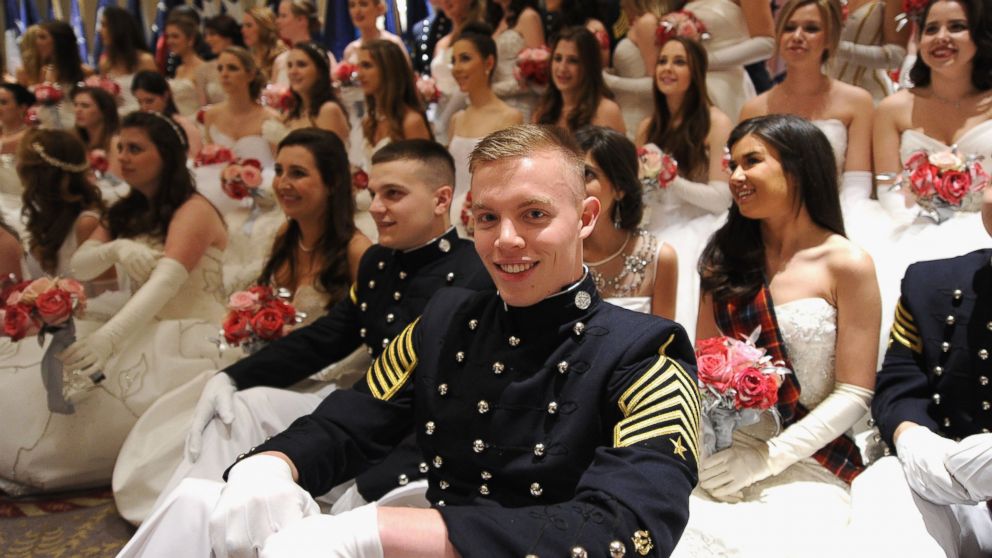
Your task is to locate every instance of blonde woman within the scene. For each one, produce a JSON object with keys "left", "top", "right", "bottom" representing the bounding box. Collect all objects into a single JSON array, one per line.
[{"left": 242, "top": 7, "right": 287, "bottom": 82}]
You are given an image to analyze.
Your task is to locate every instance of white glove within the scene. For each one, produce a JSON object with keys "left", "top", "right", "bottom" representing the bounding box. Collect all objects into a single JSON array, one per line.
[
  {"left": 701, "top": 383, "right": 872, "bottom": 500},
  {"left": 835, "top": 41, "right": 907, "bottom": 70},
  {"left": 895, "top": 425, "right": 975, "bottom": 505},
  {"left": 260, "top": 503, "right": 384, "bottom": 558},
  {"left": 945, "top": 433, "right": 992, "bottom": 502},
  {"left": 209, "top": 454, "right": 321, "bottom": 558},
  {"left": 60, "top": 257, "right": 188, "bottom": 373},
  {"left": 70, "top": 238, "right": 161, "bottom": 282},
  {"left": 668, "top": 177, "right": 732, "bottom": 214},
  {"left": 185, "top": 372, "right": 237, "bottom": 463},
  {"left": 706, "top": 36, "right": 775, "bottom": 70}
]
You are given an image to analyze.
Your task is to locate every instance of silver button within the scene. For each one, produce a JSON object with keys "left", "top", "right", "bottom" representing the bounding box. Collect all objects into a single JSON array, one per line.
[
  {"left": 981, "top": 349, "right": 989, "bottom": 360},
  {"left": 946, "top": 315, "right": 956, "bottom": 325},
  {"left": 393, "top": 291, "right": 402, "bottom": 301},
  {"left": 573, "top": 322, "right": 585, "bottom": 335},
  {"left": 439, "top": 480, "right": 449, "bottom": 490},
  {"left": 609, "top": 540, "right": 627, "bottom": 558},
  {"left": 381, "top": 338, "right": 390, "bottom": 348},
  {"left": 492, "top": 362, "right": 504, "bottom": 375},
  {"left": 943, "top": 417, "right": 951, "bottom": 428},
  {"left": 367, "top": 347, "right": 374, "bottom": 355},
  {"left": 481, "top": 470, "right": 492, "bottom": 480},
  {"left": 377, "top": 261, "right": 385, "bottom": 270},
  {"left": 987, "top": 322, "right": 992, "bottom": 331},
  {"left": 982, "top": 401, "right": 990, "bottom": 411},
  {"left": 534, "top": 443, "right": 546, "bottom": 457},
  {"left": 386, "top": 313, "right": 395, "bottom": 323},
  {"left": 473, "top": 439, "right": 486, "bottom": 453},
  {"left": 479, "top": 484, "right": 490, "bottom": 495},
  {"left": 359, "top": 327, "right": 367, "bottom": 338},
  {"left": 425, "top": 421, "right": 436, "bottom": 435},
  {"left": 436, "top": 500, "right": 445, "bottom": 507},
  {"left": 547, "top": 401, "right": 559, "bottom": 414},
  {"left": 437, "top": 383, "right": 449, "bottom": 396},
  {"left": 508, "top": 336, "right": 521, "bottom": 347},
  {"left": 934, "top": 366, "right": 943, "bottom": 376},
  {"left": 867, "top": 418, "right": 875, "bottom": 427},
  {"left": 530, "top": 482, "right": 543, "bottom": 497},
  {"left": 399, "top": 271, "right": 407, "bottom": 279},
  {"left": 942, "top": 342, "right": 951, "bottom": 352},
  {"left": 446, "top": 272, "right": 455, "bottom": 283},
  {"left": 953, "top": 289, "right": 963, "bottom": 300},
  {"left": 571, "top": 548, "right": 587, "bottom": 558},
  {"left": 557, "top": 361, "right": 569, "bottom": 374},
  {"left": 398, "top": 474, "right": 409, "bottom": 485},
  {"left": 933, "top": 393, "right": 941, "bottom": 405},
  {"left": 574, "top": 290, "right": 591, "bottom": 309},
  {"left": 439, "top": 238, "right": 451, "bottom": 253},
  {"left": 982, "top": 376, "right": 990, "bottom": 386},
  {"left": 368, "top": 280, "right": 376, "bottom": 289},
  {"left": 468, "top": 319, "right": 478, "bottom": 330},
  {"left": 984, "top": 428, "right": 991, "bottom": 433},
  {"left": 477, "top": 400, "right": 490, "bottom": 413},
  {"left": 360, "top": 302, "right": 368, "bottom": 311},
  {"left": 419, "top": 462, "right": 429, "bottom": 473},
  {"left": 433, "top": 455, "right": 443, "bottom": 468},
  {"left": 455, "top": 351, "right": 465, "bottom": 362}
]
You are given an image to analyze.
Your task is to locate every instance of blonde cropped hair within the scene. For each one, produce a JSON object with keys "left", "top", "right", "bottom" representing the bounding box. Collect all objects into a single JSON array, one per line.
[{"left": 774, "top": 0, "right": 843, "bottom": 63}]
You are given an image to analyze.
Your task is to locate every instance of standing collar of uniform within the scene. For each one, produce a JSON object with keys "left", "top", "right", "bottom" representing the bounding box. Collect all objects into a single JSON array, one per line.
[
  {"left": 498, "top": 268, "right": 600, "bottom": 334},
  {"left": 394, "top": 226, "right": 460, "bottom": 271}
]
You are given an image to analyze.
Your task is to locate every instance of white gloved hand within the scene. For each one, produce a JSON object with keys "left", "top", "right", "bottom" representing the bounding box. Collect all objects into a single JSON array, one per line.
[
  {"left": 699, "top": 439, "right": 771, "bottom": 501},
  {"left": 260, "top": 503, "right": 384, "bottom": 558},
  {"left": 114, "top": 239, "right": 161, "bottom": 283},
  {"left": 185, "top": 372, "right": 237, "bottom": 462},
  {"left": 70, "top": 238, "right": 160, "bottom": 282},
  {"left": 209, "top": 454, "right": 320, "bottom": 558},
  {"left": 945, "top": 433, "right": 992, "bottom": 502},
  {"left": 895, "top": 425, "right": 975, "bottom": 505}
]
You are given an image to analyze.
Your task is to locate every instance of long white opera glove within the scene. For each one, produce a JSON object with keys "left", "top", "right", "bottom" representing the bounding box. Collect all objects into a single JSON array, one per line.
[
  {"left": 60, "top": 257, "right": 188, "bottom": 374},
  {"left": 668, "top": 177, "right": 732, "bottom": 214},
  {"left": 895, "top": 425, "right": 975, "bottom": 505},
  {"left": 70, "top": 238, "right": 161, "bottom": 282},
  {"left": 185, "top": 371, "right": 237, "bottom": 463},
  {"left": 706, "top": 37, "right": 775, "bottom": 71},
  {"left": 260, "top": 503, "right": 384, "bottom": 558},
  {"left": 700, "top": 382, "right": 872, "bottom": 500},
  {"left": 944, "top": 433, "right": 992, "bottom": 502},
  {"left": 835, "top": 41, "right": 908, "bottom": 70},
  {"left": 209, "top": 454, "right": 321, "bottom": 558}
]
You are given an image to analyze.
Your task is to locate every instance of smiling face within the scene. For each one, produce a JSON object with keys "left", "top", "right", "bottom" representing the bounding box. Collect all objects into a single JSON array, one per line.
[
  {"left": 551, "top": 39, "right": 582, "bottom": 94},
  {"left": 471, "top": 152, "right": 598, "bottom": 307},
  {"left": 919, "top": 0, "right": 975, "bottom": 71},
  {"left": 134, "top": 89, "right": 169, "bottom": 113},
  {"left": 655, "top": 40, "right": 692, "bottom": 97},
  {"left": 217, "top": 52, "right": 253, "bottom": 94},
  {"left": 368, "top": 159, "right": 449, "bottom": 250},
  {"left": 273, "top": 145, "right": 329, "bottom": 223},
  {"left": 356, "top": 48, "right": 381, "bottom": 95},
  {"left": 779, "top": 3, "right": 827, "bottom": 65},
  {"left": 117, "top": 127, "right": 163, "bottom": 193},
  {"left": 728, "top": 134, "right": 796, "bottom": 220},
  {"left": 242, "top": 14, "right": 260, "bottom": 47},
  {"left": 349, "top": 0, "right": 384, "bottom": 32},
  {"left": 287, "top": 48, "right": 318, "bottom": 94},
  {"left": 451, "top": 38, "right": 492, "bottom": 93},
  {"left": 165, "top": 24, "right": 193, "bottom": 56}
]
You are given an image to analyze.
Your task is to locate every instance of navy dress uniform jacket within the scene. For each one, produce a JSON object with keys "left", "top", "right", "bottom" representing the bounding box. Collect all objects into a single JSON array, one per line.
[
  {"left": 873, "top": 248, "right": 992, "bottom": 448},
  {"left": 242, "top": 274, "right": 701, "bottom": 557},
  {"left": 224, "top": 228, "right": 491, "bottom": 390}
]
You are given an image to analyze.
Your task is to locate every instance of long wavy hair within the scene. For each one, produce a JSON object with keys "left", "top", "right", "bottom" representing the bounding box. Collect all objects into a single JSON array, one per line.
[
  {"left": 71, "top": 86, "right": 120, "bottom": 152},
  {"left": 287, "top": 42, "right": 348, "bottom": 122},
  {"left": 361, "top": 40, "right": 432, "bottom": 143},
  {"left": 107, "top": 112, "right": 195, "bottom": 240},
  {"left": 774, "top": 0, "right": 842, "bottom": 64},
  {"left": 131, "top": 70, "right": 180, "bottom": 116},
  {"left": 646, "top": 37, "right": 711, "bottom": 181},
  {"left": 258, "top": 129, "right": 355, "bottom": 309},
  {"left": 699, "top": 115, "right": 844, "bottom": 302},
  {"left": 908, "top": 0, "right": 992, "bottom": 90},
  {"left": 17, "top": 129, "right": 105, "bottom": 274},
  {"left": 17, "top": 26, "right": 43, "bottom": 85},
  {"left": 246, "top": 7, "right": 287, "bottom": 80},
  {"left": 101, "top": 5, "right": 150, "bottom": 73},
  {"left": 535, "top": 26, "right": 613, "bottom": 132},
  {"left": 39, "top": 21, "right": 85, "bottom": 85},
  {"left": 575, "top": 126, "right": 644, "bottom": 230}
]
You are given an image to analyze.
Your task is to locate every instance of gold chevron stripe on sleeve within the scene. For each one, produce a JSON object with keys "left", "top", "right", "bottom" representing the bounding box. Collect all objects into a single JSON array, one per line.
[
  {"left": 894, "top": 300, "right": 918, "bottom": 333},
  {"left": 349, "top": 282, "right": 358, "bottom": 304},
  {"left": 890, "top": 299, "right": 922, "bottom": 352},
  {"left": 367, "top": 318, "right": 420, "bottom": 400},
  {"left": 614, "top": 356, "right": 701, "bottom": 461}
]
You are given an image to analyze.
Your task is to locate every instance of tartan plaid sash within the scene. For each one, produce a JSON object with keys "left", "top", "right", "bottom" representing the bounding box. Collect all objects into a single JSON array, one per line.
[{"left": 713, "top": 284, "right": 865, "bottom": 483}]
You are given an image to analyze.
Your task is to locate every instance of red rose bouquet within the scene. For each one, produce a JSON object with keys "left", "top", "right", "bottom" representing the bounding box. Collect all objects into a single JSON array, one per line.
[
  {"left": 460, "top": 191, "right": 475, "bottom": 237},
  {"left": 352, "top": 167, "right": 369, "bottom": 191},
  {"left": 32, "top": 83, "right": 63, "bottom": 106},
  {"left": 898, "top": 148, "right": 989, "bottom": 223},
  {"left": 695, "top": 327, "right": 791, "bottom": 454},
  {"left": 335, "top": 62, "right": 359, "bottom": 86},
  {"left": 194, "top": 144, "right": 235, "bottom": 167},
  {"left": 261, "top": 84, "right": 295, "bottom": 113},
  {"left": 221, "top": 158, "right": 264, "bottom": 201},
  {"left": 219, "top": 285, "right": 304, "bottom": 354},
  {"left": 514, "top": 46, "right": 551, "bottom": 87},
  {"left": 655, "top": 10, "right": 709, "bottom": 46},
  {"left": 897, "top": 0, "right": 928, "bottom": 30},
  {"left": 637, "top": 143, "right": 679, "bottom": 193},
  {"left": 82, "top": 75, "right": 122, "bottom": 101},
  {"left": 416, "top": 74, "right": 441, "bottom": 104}
]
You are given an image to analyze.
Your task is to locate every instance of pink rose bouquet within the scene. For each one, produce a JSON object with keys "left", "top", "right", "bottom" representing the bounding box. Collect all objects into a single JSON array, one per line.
[
  {"left": 695, "top": 327, "right": 790, "bottom": 454},
  {"left": 82, "top": 75, "right": 122, "bottom": 102},
  {"left": 897, "top": 148, "right": 989, "bottom": 223},
  {"left": 194, "top": 144, "right": 235, "bottom": 167},
  {"left": 637, "top": 143, "right": 679, "bottom": 192},
  {"left": 221, "top": 158, "right": 264, "bottom": 201},
  {"left": 262, "top": 84, "right": 295, "bottom": 113},
  {"left": 514, "top": 46, "right": 551, "bottom": 87},
  {"left": 219, "top": 285, "right": 305, "bottom": 354},
  {"left": 655, "top": 10, "right": 709, "bottom": 46},
  {"left": 1, "top": 276, "right": 86, "bottom": 342}
]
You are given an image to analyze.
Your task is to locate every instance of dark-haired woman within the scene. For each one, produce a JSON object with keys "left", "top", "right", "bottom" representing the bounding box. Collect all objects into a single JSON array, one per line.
[
  {"left": 576, "top": 126, "right": 678, "bottom": 319},
  {"left": 0, "top": 83, "right": 34, "bottom": 158},
  {"left": 98, "top": 6, "right": 157, "bottom": 114},
  {"left": 672, "top": 114, "right": 879, "bottom": 557},
  {"left": 489, "top": 0, "right": 545, "bottom": 122},
  {"left": 132, "top": 70, "right": 203, "bottom": 158},
  {"left": 544, "top": 0, "right": 611, "bottom": 67},
  {"left": 342, "top": 0, "right": 410, "bottom": 65},
  {"left": 284, "top": 42, "right": 350, "bottom": 144},
  {"left": 28, "top": 22, "right": 91, "bottom": 129},
  {"left": 203, "top": 15, "right": 245, "bottom": 56},
  {"left": 164, "top": 15, "right": 217, "bottom": 117},
  {"left": 0, "top": 112, "right": 237, "bottom": 492},
  {"left": 272, "top": 0, "right": 337, "bottom": 85},
  {"left": 430, "top": 0, "right": 488, "bottom": 143},
  {"left": 113, "top": 128, "right": 371, "bottom": 524},
  {"left": 533, "top": 26, "right": 624, "bottom": 133},
  {"left": 71, "top": 86, "right": 122, "bottom": 191}
]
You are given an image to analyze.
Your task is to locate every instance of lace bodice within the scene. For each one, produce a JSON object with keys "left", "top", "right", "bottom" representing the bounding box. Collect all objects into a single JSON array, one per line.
[
  {"left": 493, "top": 29, "right": 526, "bottom": 89},
  {"left": 613, "top": 37, "right": 646, "bottom": 78},
  {"left": 776, "top": 298, "right": 837, "bottom": 409},
  {"left": 813, "top": 118, "right": 848, "bottom": 176},
  {"left": 208, "top": 123, "right": 283, "bottom": 168}
]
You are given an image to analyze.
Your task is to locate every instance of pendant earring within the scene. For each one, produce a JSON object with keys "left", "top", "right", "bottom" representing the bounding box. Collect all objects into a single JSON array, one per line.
[{"left": 613, "top": 201, "right": 622, "bottom": 229}]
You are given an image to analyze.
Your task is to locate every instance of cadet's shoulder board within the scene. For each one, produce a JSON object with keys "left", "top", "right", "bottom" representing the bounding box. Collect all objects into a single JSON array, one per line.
[
  {"left": 614, "top": 343, "right": 701, "bottom": 462},
  {"left": 890, "top": 298, "right": 922, "bottom": 353},
  {"left": 367, "top": 318, "right": 420, "bottom": 400}
]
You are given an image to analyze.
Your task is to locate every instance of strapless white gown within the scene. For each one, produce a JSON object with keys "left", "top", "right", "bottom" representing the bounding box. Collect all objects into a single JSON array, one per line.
[
  {"left": 448, "top": 135, "right": 481, "bottom": 238},
  {"left": 828, "top": 1, "right": 897, "bottom": 103},
  {"left": 672, "top": 298, "right": 850, "bottom": 558},
  {"left": 611, "top": 37, "right": 654, "bottom": 138},
  {"left": 492, "top": 29, "right": 538, "bottom": 123},
  {"left": 0, "top": 240, "right": 238, "bottom": 493},
  {"left": 111, "top": 72, "right": 139, "bottom": 116},
  {"left": 684, "top": 0, "right": 757, "bottom": 123}
]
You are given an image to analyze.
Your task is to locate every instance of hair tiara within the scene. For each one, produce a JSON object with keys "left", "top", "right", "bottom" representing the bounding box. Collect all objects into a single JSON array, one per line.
[
  {"left": 148, "top": 111, "right": 188, "bottom": 149},
  {"left": 31, "top": 142, "right": 89, "bottom": 173}
]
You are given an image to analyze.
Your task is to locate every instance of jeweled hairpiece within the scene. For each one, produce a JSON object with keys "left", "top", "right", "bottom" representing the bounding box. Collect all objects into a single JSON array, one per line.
[
  {"left": 148, "top": 111, "right": 188, "bottom": 149},
  {"left": 31, "top": 142, "right": 88, "bottom": 173}
]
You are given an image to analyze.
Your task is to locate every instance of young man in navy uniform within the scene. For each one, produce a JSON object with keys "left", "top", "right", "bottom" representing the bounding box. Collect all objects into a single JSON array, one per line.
[
  {"left": 120, "top": 125, "right": 699, "bottom": 558},
  {"left": 114, "top": 139, "right": 491, "bottom": 524},
  {"left": 850, "top": 191, "right": 992, "bottom": 556}
]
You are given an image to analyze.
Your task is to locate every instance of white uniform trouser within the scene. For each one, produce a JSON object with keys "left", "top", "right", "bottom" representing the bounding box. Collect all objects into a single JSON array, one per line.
[{"left": 848, "top": 456, "right": 992, "bottom": 557}]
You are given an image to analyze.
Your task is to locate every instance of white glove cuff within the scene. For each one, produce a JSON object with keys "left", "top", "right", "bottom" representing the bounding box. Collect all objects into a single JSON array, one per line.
[
  {"left": 229, "top": 454, "right": 295, "bottom": 483},
  {"left": 766, "top": 382, "right": 873, "bottom": 475}
]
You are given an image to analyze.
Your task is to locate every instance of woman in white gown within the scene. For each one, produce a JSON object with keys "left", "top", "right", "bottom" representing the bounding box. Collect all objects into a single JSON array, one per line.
[
  {"left": 97, "top": 6, "right": 157, "bottom": 116},
  {"left": 0, "top": 112, "right": 236, "bottom": 493},
  {"left": 112, "top": 128, "right": 372, "bottom": 524},
  {"left": 489, "top": 0, "right": 545, "bottom": 122},
  {"left": 681, "top": 0, "right": 774, "bottom": 122},
  {"left": 446, "top": 23, "right": 524, "bottom": 237},
  {"left": 283, "top": 42, "right": 350, "bottom": 145},
  {"left": 341, "top": 0, "right": 410, "bottom": 65},
  {"left": 430, "top": 0, "right": 487, "bottom": 144},
  {"left": 271, "top": 0, "right": 337, "bottom": 86},
  {"left": 29, "top": 22, "right": 89, "bottom": 130},
  {"left": 674, "top": 114, "right": 879, "bottom": 558},
  {"left": 131, "top": 70, "right": 203, "bottom": 159},
  {"left": 828, "top": 0, "right": 909, "bottom": 103},
  {"left": 576, "top": 126, "right": 678, "bottom": 317},
  {"left": 242, "top": 6, "right": 287, "bottom": 84},
  {"left": 0, "top": 83, "right": 34, "bottom": 196},
  {"left": 635, "top": 37, "right": 734, "bottom": 337},
  {"left": 164, "top": 15, "right": 218, "bottom": 118}
]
